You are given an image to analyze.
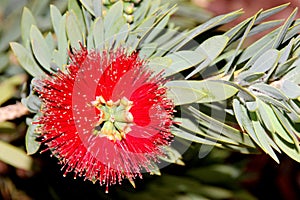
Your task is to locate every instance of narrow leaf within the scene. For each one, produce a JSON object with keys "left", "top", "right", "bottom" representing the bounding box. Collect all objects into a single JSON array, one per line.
[
  {"left": 163, "top": 51, "right": 205, "bottom": 77},
  {"left": 186, "top": 35, "right": 229, "bottom": 79},
  {"left": 30, "top": 25, "right": 52, "bottom": 72},
  {"left": 50, "top": 5, "right": 62, "bottom": 36},
  {"left": 21, "top": 7, "right": 37, "bottom": 48},
  {"left": 103, "top": 1, "right": 124, "bottom": 38},
  {"left": 252, "top": 114, "right": 279, "bottom": 163},
  {"left": 166, "top": 80, "right": 238, "bottom": 105},
  {"left": 272, "top": 8, "right": 298, "bottom": 48},
  {"left": 10, "top": 42, "right": 45, "bottom": 77},
  {"left": 66, "top": 11, "right": 83, "bottom": 49},
  {"left": 249, "top": 49, "right": 280, "bottom": 73},
  {"left": 172, "top": 10, "right": 243, "bottom": 51},
  {"left": 93, "top": 17, "right": 104, "bottom": 49},
  {"left": 272, "top": 133, "right": 300, "bottom": 162}
]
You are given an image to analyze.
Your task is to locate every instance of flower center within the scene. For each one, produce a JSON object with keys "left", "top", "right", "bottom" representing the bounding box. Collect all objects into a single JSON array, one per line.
[{"left": 91, "top": 96, "right": 134, "bottom": 142}]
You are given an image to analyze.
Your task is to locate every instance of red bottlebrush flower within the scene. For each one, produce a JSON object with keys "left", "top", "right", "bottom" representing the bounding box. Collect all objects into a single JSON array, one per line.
[{"left": 34, "top": 46, "right": 174, "bottom": 192}]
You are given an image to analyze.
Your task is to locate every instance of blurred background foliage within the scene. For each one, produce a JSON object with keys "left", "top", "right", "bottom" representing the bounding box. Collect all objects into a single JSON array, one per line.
[{"left": 0, "top": 0, "right": 300, "bottom": 199}]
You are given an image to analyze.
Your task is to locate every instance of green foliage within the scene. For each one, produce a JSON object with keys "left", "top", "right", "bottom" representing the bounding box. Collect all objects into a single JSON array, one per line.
[
  {"left": 9, "top": 0, "right": 300, "bottom": 172},
  {"left": 117, "top": 148, "right": 256, "bottom": 200}
]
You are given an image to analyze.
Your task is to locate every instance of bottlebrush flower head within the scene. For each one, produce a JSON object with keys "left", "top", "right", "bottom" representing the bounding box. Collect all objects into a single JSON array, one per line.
[{"left": 34, "top": 46, "right": 174, "bottom": 191}]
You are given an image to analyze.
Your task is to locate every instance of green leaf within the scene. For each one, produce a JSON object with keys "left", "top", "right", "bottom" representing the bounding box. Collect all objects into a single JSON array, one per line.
[
  {"left": 238, "top": 28, "right": 278, "bottom": 65},
  {"left": 103, "top": 1, "right": 124, "bottom": 39},
  {"left": 0, "top": 140, "right": 34, "bottom": 170},
  {"left": 256, "top": 3, "right": 290, "bottom": 22},
  {"left": 50, "top": 5, "right": 62, "bottom": 37},
  {"left": 251, "top": 114, "right": 279, "bottom": 163},
  {"left": 187, "top": 107, "right": 255, "bottom": 147},
  {"left": 173, "top": 10, "right": 243, "bottom": 51},
  {"left": 147, "top": 56, "right": 172, "bottom": 74},
  {"left": 68, "top": 0, "right": 86, "bottom": 35},
  {"left": 281, "top": 80, "right": 300, "bottom": 99},
  {"left": 279, "top": 37, "right": 294, "bottom": 64},
  {"left": 165, "top": 81, "right": 206, "bottom": 105},
  {"left": 21, "top": 7, "right": 37, "bottom": 48},
  {"left": 143, "top": 13, "right": 171, "bottom": 44},
  {"left": 272, "top": 107, "right": 297, "bottom": 143},
  {"left": 10, "top": 42, "right": 45, "bottom": 77},
  {"left": 275, "top": 57, "right": 297, "bottom": 78},
  {"left": 166, "top": 80, "right": 238, "bottom": 105},
  {"left": 196, "top": 35, "right": 229, "bottom": 61},
  {"left": 45, "top": 33, "right": 55, "bottom": 52},
  {"left": 113, "top": 23, "right": 130, "bottom": 49},
  {"left": 133, "top": 0, "right": 151, "bottom": 22},
  {"left": 30, "top": 25, "right": 52, "bottom": 72},
  {"left": 198, "top": 185, "right": 233, "bottom": 199},
  {"left": 172, "top": 126, "right": 219, "bottom": 146},
  {"left": 0, "top": 8, "right": 21, "bottom": 51},
  {"left": 139, "top": 43, "right": 157, "bottom": 59},
  {"left": 163, "top": 51, "right": 205, "bottom": 77},
  {"left": 248, "top": 20, "right": 283, "bottom": 37},
  {"left": 66, "top": 11, "right": 84, "bottom": 49},
  {"left": 21, "top": 93, "right": 41, "bottom": 113},
  {"left": 239, "top": 19, "right": 300, "bottom": 67},
  {"left": 272, "top": 8, "right": 298, "bottom": 48},
  {"left": 224, "top": 17, "right": 252, "bottom": 41},
  {"left": 248, "top": 49, "right": 280, "bottom": 73},
  {"left": 158, "top": 146, "right": 184, "bottom": 165},
  {"left": 257, "top": 95, "right": 290, "bottom": 112},
  {"left": 54, "top": 15, "right": 68, "bottom": 68},
  {"left": 92, "top": 17, "right": 105, "bottom": 49},
  {"left": 137, "top": 6, "right": 176, "bottom": 46},
  {"left": 272, "top": 132, "right": 300, "bottom": 162},
  {"left": 186, "top": 35, "right": 229, "bottom": 79},
  {"left": 256, "top": 99, "right": 275, "bottom": 133},
  {"left": 127, "top": 16, "right": 156, "bottom": 51},
  {"left": 232, "top": 99, "right": 260, "bottom": 145},
  {"left": 250, "top": 83, "right": 288, "bottom": 100},
  {"left": 25, "top": 116, "right": 41, "bottom": 155},
  {"left": 152, "top": 29, "right": 186, "bottom": 57},
  {"left": 224, "top": 14, "right": 257, "bottom": 74},
  {"left": 79, "top": 0, "right": 95, "bottom": 16},
  {"left": 237, "top": 71, "right": 265, "bottom": 83},
  {"left": 283, "top": 60, "right": 300, "bottom": 84}
]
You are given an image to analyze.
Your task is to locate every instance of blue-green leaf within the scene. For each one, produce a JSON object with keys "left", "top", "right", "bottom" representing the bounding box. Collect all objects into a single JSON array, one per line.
[
  {"left": 30, "top": 25, "right": 52, "bottom": 72},
  {"left": 50, "top": 5, "right": 62, "bottom": 37},
  {"left": 66, "top": 11, "right": 84, "bottom": 49},
  {"left": 21, "top": 7, "right": 37, "bottom": 48},
  {"left": 25, "top": 116, "right": 41, "bottom": 155},
  {"left": 163, "top": 51, "right": 205, "bottom": 77},
  {"left": 248, "top": 49, "right": 280, "bottom": 73},
  {"left": 166, "top": 80, "right": 238, "bottom": 105},
  {"left": 10, "top": 42, "right": 45, "bottom": 77}
]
